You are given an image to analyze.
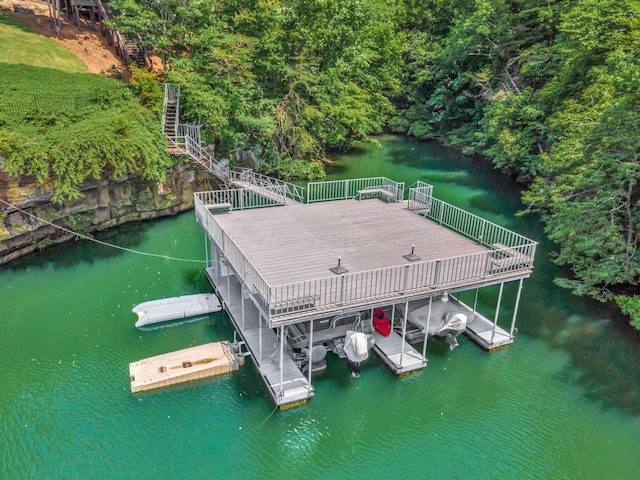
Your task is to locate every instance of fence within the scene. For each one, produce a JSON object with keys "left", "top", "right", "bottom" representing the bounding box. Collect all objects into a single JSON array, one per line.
[
  {"left": 194, "top": 194, "right": 272, "bottom": 312},
  {"left": 230, "top": 168, "right": 305, "bottom": 204},
  {"left": 195, "top": 188, "right": 285, "bottom": 211},
  {"left": 0, "top": 94, "right": 96, "bottom": 116},
  {"left": 307, "top": 177, "right": 405, "bottom": 203}
]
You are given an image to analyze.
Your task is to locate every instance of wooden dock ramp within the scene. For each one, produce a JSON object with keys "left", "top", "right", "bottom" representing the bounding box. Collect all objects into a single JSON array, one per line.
[{"left": 129, "top": 341, "right": 242, "bottom": 393}]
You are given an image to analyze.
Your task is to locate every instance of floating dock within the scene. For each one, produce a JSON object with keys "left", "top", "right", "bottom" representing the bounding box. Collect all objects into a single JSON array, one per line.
[
  {"left": 129, "top": 341, "right": 242, "bottom": 393},
  {"left": 133, "top": 293, "right": 222, "bottom": 328}
]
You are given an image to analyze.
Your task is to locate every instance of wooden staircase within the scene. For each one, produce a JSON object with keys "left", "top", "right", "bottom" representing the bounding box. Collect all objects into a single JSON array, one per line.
[
  {"left": 122, "top": 34, "right": 148, "bottom": 68},
  {"left": 163, "top": 100, "right": 178, "bottom": 138},
  {"left": 160, "top": 83, "right": 304, "bottom": 205}
]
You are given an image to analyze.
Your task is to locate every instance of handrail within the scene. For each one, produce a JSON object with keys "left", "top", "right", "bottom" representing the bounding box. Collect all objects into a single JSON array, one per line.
[
  {"left": 194, "top": 195, "right": 272, "bottom": 312},
  {"left": 268, "top": 245, "right": 535, "bottom": 319},
  {"left": 307, "top": 177, "right": 405, "bottom": 203},
  {"left": 95, "top": 0, "right": 130, "bottom": 64},
  {"left": 229, "top": 169, "right": 305, "bottom": 204},
  {"left": 412, "top": 190, "right": 534, "bottom": 250}
]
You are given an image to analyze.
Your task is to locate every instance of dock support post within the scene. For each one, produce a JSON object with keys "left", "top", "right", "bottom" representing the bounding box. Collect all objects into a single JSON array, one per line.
[
  {"left": 399, "top": 299, "right": 409, "bottom": 369},
  {"left": 473, "top": 288, "right": 479, "bottom": 313},
  {"left": 490, "top": 283, "right": 505, "bottom": 346},
  {"left": 390, "top": 304, "right": 396, "bottom": 331},
  {"left": 212, "top": 246, "right": 219, "bottom": 281},
  {"left": 307, "top": 319, "right": 314, "bottom": 388},
  {"left": 510, "top": 278, "right": 524, "bottom": 337},
  {"left": 279, "top": 326, "right": 285, "bottom": 396},
  {"left": 259, "top": 313, "right": 263, "bottom": 362},
  {"left": 422, "top": 296, "right": 433, "bottom": 360},
  {"left": 204, "top": 234, "right": 209, "bottom": 268},
  {"left": 241, "top": 284, "right": 245, "bottom": 330},
  {"left": 226, "top": 258, "right": 231, "bottom": 299}
]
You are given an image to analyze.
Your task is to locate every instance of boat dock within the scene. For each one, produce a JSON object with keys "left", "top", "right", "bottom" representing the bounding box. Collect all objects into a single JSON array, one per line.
[
  {"left": 129, "top": 341, "right": 242, "bottom": 393},
  {"left": 193, "top": 176, "right": 536, "bottom": 408}
]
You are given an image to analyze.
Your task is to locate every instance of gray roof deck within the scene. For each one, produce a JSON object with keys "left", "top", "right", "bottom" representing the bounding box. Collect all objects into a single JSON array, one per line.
[
  {"left": 196, "top": 195, "right": 535, "bottom": 325},
  {"left": 215, "top": 199, "right": 486, "bottom": 285}
]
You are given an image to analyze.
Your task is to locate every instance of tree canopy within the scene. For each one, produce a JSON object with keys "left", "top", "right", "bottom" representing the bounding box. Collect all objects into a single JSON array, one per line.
[{"left": 109, "top": 0, "right": 640, "bottom": 326}]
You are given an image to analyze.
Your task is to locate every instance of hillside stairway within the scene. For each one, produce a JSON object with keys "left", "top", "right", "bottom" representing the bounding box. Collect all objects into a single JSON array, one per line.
[
  {"left": 121, "top": 33, "right": 149, "bottom": 69},
  {"left": 161, "top": 84, "right": 303, "bottom": 204}
]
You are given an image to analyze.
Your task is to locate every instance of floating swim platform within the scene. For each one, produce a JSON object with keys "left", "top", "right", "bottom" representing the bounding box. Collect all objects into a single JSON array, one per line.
[
  {"left": 133, "top": 293, "right": 222, "bottom": 328},
  {"left": 129, "top": 341, "right": 242, "bottom": 393}
]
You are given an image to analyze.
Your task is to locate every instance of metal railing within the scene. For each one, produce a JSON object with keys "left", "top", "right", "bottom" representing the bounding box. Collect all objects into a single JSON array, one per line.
[
  {"left": 194, "top": 195, "right": 272, "bottom": 311},
  {"left": 307, "top": 177, "right": 405, "bottom": 203},
  {"left": 421, "top": 195, "right": 534, "bottom": 250},
  {"left": 195, "top": 188, "right": 285, "bottom": 211},
  {"left": 196, "top": 176, "right": 537, "bottom": 324},
  {"left": 230, "top": 169, "right": 305, "bottom": 204},
  {"left": 407, "top": 182, "right": 433, "bottom": 213},
  {"left": 268, "top": 252, "right": 480, "bottom": 317}
]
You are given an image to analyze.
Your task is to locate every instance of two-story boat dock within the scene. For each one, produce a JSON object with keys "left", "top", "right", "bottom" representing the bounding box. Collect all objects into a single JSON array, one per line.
[{"left": 194, "top": 177, "right": 536, "bottom": 409}]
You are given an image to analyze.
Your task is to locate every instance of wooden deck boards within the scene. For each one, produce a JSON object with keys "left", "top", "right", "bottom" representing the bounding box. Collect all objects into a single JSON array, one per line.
[
  {"left": 216, "top": 199, "right": 486, "bottom": 286},
  {"left": 129, "top": 342, "right": 240, "bottom": 393}
]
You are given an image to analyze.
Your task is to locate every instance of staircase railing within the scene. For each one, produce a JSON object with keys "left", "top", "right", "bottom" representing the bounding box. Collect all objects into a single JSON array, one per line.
[
  {"left": 230, "top": 168, "right": 305, "bottom": 204},
  {"left": 162, "top": 83, "right": 305, "bottom": 203},
  {"left": 95, "top": 0, "right": 131, "bottom": 64}
]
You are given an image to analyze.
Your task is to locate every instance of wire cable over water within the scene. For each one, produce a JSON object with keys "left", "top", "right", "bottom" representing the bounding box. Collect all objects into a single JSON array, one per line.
[{"left": 0, "top": 198, "right": 206, "bottom": 264}]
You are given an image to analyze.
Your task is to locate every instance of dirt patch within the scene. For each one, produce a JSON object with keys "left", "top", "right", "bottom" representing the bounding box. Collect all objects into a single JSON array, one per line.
[{"left": 2, "top": 0, "right": 132, "bottom": 79}]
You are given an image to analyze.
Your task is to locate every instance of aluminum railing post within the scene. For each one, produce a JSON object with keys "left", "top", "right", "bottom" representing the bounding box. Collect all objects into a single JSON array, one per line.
[
  {"left": 422, "top": 296, "right": 433, "bottom": 360},
  {"left": 490, "top": 282, "right": 504, "bottom": 347},
  {"left": 307, "top": 319, "right": 314, "bottom": 388},
  {"left": 510, "top": 278, "right": 523, "bottom": 338},
  {"left": 399, "top": 298, "right": 409, "bottom": 370}
]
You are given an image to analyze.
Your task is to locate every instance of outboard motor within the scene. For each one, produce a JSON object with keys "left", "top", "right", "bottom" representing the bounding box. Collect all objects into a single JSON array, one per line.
[
  {"left": 301, "top": 345, "right": 327, "bottom": 374},
  {"left": 438, "top": 312, "right": 467, "bottom": 350}
]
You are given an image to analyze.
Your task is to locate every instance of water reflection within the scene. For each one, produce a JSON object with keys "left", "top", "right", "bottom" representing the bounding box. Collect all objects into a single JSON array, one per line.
[{"left": 331, "top": 134, "right": 640, "bottom": 414}]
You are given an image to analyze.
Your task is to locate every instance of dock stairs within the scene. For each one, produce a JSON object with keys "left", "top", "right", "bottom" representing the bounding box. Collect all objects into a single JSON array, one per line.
[{"left": 161, "top": 84, "right": 303, "bottom": 205}]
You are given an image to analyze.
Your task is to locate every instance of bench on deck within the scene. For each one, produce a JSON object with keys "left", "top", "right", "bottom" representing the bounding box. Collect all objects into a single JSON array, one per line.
[
  {"left": 489, "top": 243, "right": 532, "bottom": 272},
  {"left": 356, "top": 187, "right": 396, "bottom": 202},
  {"left": 205, "top": 202, "right": 232, "bottom": 213}
]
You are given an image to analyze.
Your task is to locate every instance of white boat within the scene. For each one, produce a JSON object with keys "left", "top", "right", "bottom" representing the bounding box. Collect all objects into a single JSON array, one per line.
[{"left": 133, "top": 294, "right": 222, "bottom": 328}]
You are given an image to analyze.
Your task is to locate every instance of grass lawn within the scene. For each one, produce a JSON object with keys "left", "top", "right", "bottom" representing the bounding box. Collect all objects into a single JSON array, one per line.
[{"left": 0, "top": 13, "right": 87, "bottom": 73}]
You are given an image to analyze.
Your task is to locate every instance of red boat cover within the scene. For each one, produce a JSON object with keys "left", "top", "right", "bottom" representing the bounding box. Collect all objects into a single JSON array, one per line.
[{"left": 372, "top": 308, "right": 391, "bottom": 336}]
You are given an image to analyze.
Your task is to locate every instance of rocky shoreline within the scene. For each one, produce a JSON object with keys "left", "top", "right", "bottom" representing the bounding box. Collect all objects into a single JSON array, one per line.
[{"left": 0, "top": 163, "right": 218, "bottom": 265}]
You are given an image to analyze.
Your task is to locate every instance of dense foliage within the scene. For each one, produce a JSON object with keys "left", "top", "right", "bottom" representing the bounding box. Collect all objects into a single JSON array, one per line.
[
  {"left": 110, "top": 0, "right": 404, "bottom": 179},
  {"left": 112, "top": 0, "right": 640, "bottom": 327},
  {"left": 0, "top": 64, "right": 171, "bottom": 201},
  {"left": 394, "top": 0, "right": 640, "bottom": 324}
]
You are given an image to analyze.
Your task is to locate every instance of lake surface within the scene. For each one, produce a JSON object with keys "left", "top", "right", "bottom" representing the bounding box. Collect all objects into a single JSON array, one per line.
[{"left": 2, "top": 135, "right": 639, "bottom": 479}]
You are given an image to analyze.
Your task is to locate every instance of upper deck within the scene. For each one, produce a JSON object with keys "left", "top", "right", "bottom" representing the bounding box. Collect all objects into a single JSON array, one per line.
[{"left": 195, "top": 178, "right": 537, "bottom": 326}]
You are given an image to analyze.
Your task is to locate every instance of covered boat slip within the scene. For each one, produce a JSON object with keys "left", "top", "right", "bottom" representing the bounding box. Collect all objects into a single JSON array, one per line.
[
  {"left": 194, "top": 177, "right": 536, "bottom": 406},
  {"left": 205, "top": 267, "right": 313, "bottom": 408}
]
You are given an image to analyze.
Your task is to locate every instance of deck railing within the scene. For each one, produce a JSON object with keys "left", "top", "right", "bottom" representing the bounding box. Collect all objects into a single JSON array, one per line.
[
  {"left": 307, "top": 177, "right": 405, "bottom": 203},
  {"left": 413, "top": 189, "right": 534, "bottom": 250},
  {"left": 407, "top": 182, "right": 433, "bottom": 213},
  {"left": 194, "top": 195, "right": 272, "bottom": 312},
  {"left": 198, "top": 169, "right": 538, "bottom": 322},
  {"left": 196, "top": 177, "right": 537, "bottom": 323},
  {"left": 195, "top": 188, "right": 285, "bottom": 210},
  {"left": 268, "top": 243, "right": 535, "bottom": 321}
]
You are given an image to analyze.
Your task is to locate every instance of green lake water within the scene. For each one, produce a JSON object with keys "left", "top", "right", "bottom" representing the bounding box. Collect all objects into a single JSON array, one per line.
[{"left": 2, "top": 135, "right": 639, "bottom": 479}]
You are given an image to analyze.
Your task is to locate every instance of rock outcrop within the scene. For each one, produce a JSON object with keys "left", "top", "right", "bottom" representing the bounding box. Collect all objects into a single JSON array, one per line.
[{"left": 0, "top": 163, "right": 220, "bottom": 265}]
